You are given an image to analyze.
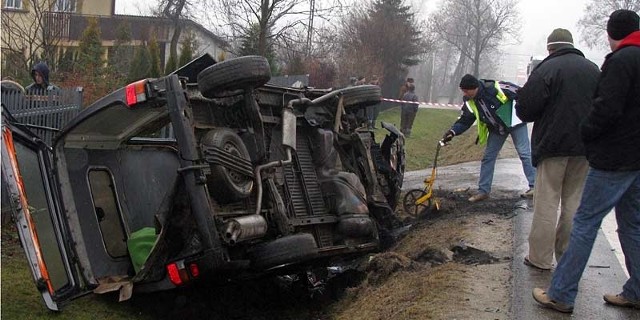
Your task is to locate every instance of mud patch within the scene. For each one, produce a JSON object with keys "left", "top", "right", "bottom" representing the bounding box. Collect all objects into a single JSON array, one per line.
[
  {"left": 450, "top": 243, "right": 501, "bottom": 265},
  {"left": 410, "top": 247, "right": 448, "bottom": 266},
  {"left": 362, "top": 252, "right": 418, "bottom": 285}
]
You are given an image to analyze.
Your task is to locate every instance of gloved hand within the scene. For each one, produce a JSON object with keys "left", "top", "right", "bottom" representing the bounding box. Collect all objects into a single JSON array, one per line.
[{"left": 441, "top": 130, "right": 455, "bottom": 143}]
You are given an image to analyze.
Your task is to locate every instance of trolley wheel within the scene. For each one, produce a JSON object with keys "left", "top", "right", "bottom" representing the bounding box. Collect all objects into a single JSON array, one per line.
[{"left": 402, "top": 189, "right": 430, "bottom": 217}]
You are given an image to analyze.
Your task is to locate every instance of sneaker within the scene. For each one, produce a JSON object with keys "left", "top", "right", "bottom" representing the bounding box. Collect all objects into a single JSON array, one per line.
[
  {"left": 468, "top": 193, "right": 489, "bottom": 202},
  {"left": 524, "top": 256, "right": 551, "bottom": 271},
  {"left": 532, "top": 288, "right": 574, "bottom": 313},
  {"left": 603, "top": 293, "right": 640, "bottom": 309},
  {"left": 521, "top": 188, "right": 534, "bottom": 198}
]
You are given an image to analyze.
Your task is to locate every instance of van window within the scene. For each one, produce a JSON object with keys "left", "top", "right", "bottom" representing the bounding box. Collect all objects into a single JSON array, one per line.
[
  {"left": 88, "top": 169, "right": 127, "bottom": 258},
  {"left": 14, "top": 142, "right": 70, "bottom": 291}
]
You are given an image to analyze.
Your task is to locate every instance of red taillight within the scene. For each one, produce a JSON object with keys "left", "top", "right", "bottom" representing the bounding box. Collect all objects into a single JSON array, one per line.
[
  {"left": 166, "top": 263, "right": 182, "bottom": 286},
  {"left": 167, "top": 260, "right": 198, "bottom": 285},
  {"left": 189, "top": 263, "right": 200, "bottom": 278},
  {"left": 125, "top": 80, "right": 148, "bottom": 107}
]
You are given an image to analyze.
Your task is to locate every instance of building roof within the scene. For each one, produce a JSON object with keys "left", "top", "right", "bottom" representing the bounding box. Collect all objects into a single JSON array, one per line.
[{"left": 62, "top": 13, "right": 228, "bottom": 49}]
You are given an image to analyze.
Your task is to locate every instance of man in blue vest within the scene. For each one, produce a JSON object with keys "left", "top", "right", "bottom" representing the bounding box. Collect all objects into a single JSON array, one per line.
[{"left": 442, "top": 74, "right": 536, "bottom": 202}]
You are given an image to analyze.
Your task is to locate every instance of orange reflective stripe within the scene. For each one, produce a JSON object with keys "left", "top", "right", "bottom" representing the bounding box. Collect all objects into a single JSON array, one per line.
[{"left": 3, "top": 128, "right": 55, "bottom": 295}]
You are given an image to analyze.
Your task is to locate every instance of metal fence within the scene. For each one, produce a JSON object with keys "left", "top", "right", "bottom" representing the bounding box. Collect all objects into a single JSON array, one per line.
[{"left": 1, "top": 87, "right": 83, "bottom": 146}]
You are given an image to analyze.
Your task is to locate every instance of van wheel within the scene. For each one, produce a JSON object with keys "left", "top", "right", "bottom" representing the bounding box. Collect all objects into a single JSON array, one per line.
[
  {"left": 201, "top": 128, "right": 253, "bottom": 203},
  {"left": 250, "top": 234, "right": 319, "bottom": 269},
  {"left": 197, "top": 56, "right": 271, "bottom": 98},
  {"left": 339, "top": 85, "right": 381, "bottom": 108}
]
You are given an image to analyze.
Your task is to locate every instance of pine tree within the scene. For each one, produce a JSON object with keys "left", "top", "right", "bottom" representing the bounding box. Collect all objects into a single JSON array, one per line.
[
  {"left": 110, "top": 22, "right": 134, "bottom": 80},
  {"left": 148, "top": 35, "right": 162, "bottom": 77},
  {"left": 58, "top": 48, "right": 75, "bottom": 73},
  {"left": 129, "top": 44, "right": 151, "bottom": 82},
  {"left": 178, "top": 32, "right": 197, "bottom": 68},
  {"left": 76, "top": 17, "right": 104, "bottom": 75},
  {"left": 165, "top": 54, "right": 177, "bottom": 75},
  {"left": 239, "top": 23, "right": 278, "bottom": 75},
  {"left": 338, "top": 0, "right": 428, "bottom": 97}
]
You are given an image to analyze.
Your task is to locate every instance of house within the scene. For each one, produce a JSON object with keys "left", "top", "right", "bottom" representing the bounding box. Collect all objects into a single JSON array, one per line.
[{"left": 1, "top": 0, "right": 230, "bottom": 77}]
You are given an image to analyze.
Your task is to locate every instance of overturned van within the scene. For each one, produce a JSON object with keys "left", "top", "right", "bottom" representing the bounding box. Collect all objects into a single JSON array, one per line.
[{"left": 0, "top": 54, "right": 405, "bottom": 311}]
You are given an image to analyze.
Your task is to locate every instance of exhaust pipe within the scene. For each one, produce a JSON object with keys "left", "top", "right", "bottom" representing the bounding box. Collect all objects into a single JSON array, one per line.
[{"left": 223, "top": 215, "right": 268, "bottom": 245}]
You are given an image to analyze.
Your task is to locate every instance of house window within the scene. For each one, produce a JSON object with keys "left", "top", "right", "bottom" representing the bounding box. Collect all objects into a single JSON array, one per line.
[
  {"left": 54, "top": 0, "right": 76, "bottom": 12},
  {"left": 3, "top": 0, "right": 22, "bottom": 9}
]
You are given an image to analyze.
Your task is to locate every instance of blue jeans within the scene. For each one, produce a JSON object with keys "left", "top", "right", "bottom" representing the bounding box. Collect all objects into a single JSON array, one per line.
[
  {"left": 547, "top": 168, "right": 640, "bottom": 306},
  {"left": 478, "top": 124, "right": 536, "bottom": 194}
]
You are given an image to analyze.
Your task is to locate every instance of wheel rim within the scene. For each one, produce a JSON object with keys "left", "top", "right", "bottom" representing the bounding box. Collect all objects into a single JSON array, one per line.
[
  {"left": 222, "top": 141, "right": 246, "bottom": 184},
  {"left": 403, "top": 189, "right": 429, "bottom": 217}
]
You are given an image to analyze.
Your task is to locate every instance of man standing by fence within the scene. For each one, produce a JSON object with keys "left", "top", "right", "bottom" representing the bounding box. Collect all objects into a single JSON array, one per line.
[{"left": 25, "top": 62, "right": 59, "bottom": 94}]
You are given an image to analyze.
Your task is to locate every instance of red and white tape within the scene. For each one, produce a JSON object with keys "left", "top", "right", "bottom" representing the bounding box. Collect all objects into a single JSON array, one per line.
[{"left": 381, "top": 97, "right": 460, "bottom": 109}]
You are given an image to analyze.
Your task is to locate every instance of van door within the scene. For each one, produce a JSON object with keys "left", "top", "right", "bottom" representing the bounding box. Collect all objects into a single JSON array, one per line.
[{"left": 1, "top": 119, "right": 88, "bottom": 311}]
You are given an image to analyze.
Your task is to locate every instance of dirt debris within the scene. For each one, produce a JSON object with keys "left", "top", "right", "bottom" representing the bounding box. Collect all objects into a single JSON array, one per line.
[
  {"left": 329, "top": 189, "right": 520, "bottom": 320},
  {"left": 362, "top": 252, "right": 419, "bottom": 286},
  {"left": 450, "top": 243, "right": 501, "bottom": 265}
]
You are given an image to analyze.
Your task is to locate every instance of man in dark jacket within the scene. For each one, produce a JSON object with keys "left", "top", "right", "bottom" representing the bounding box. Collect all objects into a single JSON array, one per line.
[
  {"left": 25, "top": 62, "right": 58, "bottom": 93},
  {"left": 398, "top": 77, "right": 414, "bottom": 99},
  {"left": 400, "top": 83, "right": 419, "bottom": 137},
  {"left": 516, "top": 28, "right": 600, "bottom": 271},
  {"left": 533, "top": 9, "right": 640, "bottom": 313},
  {"left": 442, "top": 74, "right": 536, "bottom": 202}
]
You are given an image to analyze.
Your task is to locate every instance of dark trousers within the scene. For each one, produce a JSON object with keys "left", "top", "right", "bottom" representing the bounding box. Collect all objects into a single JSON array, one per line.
[
  {"left": 400, "top": 105, "right": 418, "bottom": 136},
  {"left": 367, "top": 104, "right": 380, "bottom": 128}
]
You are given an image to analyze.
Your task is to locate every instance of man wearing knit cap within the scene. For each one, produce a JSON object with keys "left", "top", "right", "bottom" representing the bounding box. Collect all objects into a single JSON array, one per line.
[
  {"left": 442, "top": 73, "right": 536, "bottom": 202},
  {"left": 533, "top": 9, "right": 640, "bottom": 313},
  {"left": 516, "top": 28, "right": 600, "bottom": 272}
]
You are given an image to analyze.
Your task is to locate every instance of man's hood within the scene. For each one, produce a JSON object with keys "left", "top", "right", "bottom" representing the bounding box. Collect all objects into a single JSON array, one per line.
[
  {"left": 31, "top": 62, "right": 50, "bottom": 86},
  {"left": 617, "top": 30, "right": 640, "bottom": 50}
]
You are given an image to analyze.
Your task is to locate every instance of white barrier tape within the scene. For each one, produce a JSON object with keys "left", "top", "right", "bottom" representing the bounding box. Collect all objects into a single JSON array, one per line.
[{"left": 381, "top": 97, "right": 460, "bottom": 109}]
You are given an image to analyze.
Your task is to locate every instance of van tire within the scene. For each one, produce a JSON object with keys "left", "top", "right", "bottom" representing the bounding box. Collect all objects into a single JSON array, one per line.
[
  {"left": 339, "top": 85, "right": 381, "bottom": 108},
  {"left": 250, "top": 233, "right": 318, "bottom": 269},
  {"left": 197, "top": 56, "right": 271, "bottom": 98},
  {"left": 202, "top": 128, "right": 253, "bottom": 203}
]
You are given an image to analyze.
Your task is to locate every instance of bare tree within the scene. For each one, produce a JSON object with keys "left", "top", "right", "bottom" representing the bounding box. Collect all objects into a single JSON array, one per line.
[
  {"left": 1, "top": 0, "right": 66, "bottom": 80},
  {"left": 577, "top": 0, "right": 640, "bottom": 50},
  {"left": 431, "top": 0, "right": 520, "bottom": 78},
  {"left": 203, "top": 0, "right": 308, "bottom": 56},
  {"left": 202, "top": 0, "right": 346, "bottom": 57},
  {"left": 156, "top": 0, "right": 191, "bottom": 73}
]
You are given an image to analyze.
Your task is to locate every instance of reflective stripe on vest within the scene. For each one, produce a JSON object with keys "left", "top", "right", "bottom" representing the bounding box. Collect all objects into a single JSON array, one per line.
[
  {"left": 465, "top": 82, "right": 508, "bottom": 145},
  {"left": 494, "top": 82, "right": 508, "bottom": 104}
]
